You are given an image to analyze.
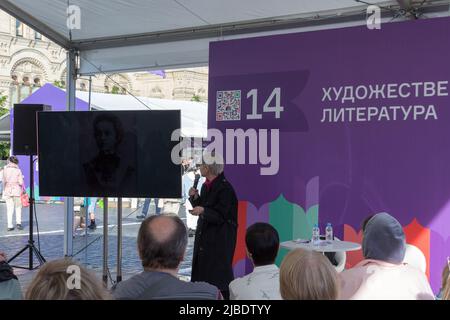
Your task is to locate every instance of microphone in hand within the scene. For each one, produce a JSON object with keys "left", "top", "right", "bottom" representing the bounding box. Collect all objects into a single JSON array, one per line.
[{"left": 193, "top": 174, "right": 200, "bottom": 189}]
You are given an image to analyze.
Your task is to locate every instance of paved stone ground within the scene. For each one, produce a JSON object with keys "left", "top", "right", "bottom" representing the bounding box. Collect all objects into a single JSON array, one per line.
[{"left": 0, "top": 200, "right": 193, "bottom": 291}]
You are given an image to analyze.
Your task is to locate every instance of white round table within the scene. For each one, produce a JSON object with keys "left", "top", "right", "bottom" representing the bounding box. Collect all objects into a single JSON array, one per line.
[{"left": 280, "top": 239, "right": 361, "bottom": 253}]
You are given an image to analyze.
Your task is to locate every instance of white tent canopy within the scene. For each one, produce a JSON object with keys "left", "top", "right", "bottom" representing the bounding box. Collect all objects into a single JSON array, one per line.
[
  {"left": 75, "top": 91, "right": 207, "bottom": 138},
  {"left": 1, "top": 0, "right": 449, "bottom": 74}
]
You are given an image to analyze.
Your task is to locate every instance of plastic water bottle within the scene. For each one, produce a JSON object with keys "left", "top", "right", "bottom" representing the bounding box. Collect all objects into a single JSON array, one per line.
[
  {"left": 325, "top": 223, "right": 333, "bottom": 243},
  {"left": 312, "top": 224, "right": 320, "bottom": 245}
]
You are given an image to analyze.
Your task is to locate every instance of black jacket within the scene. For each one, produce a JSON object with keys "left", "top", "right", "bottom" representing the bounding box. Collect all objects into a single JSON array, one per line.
[
  {"left": 189, "top": 172, "right": 238, "bottom": 291},
  {"left": 0, "top": 262, "right": 17, "bottom": 283}
]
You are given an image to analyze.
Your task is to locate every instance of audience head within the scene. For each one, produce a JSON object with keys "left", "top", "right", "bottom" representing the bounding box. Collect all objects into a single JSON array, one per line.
[
  {"left": 245, "top": 223, "right": 279, "bottom": 267},
  {"left": 442, "top": 261, "right": 450, "bottom": 290},
  {"left": 362, "top": 212, "right": 406, "bottom": 264},
  {"left": 280, "top": 249, "right": 339, "bottom": 300},
  {"left": 443, "top": 259, "right": 450, "bottom": 300},
  {"left": 8, "top": 156, "right": 19, "bottom": 165},
  {"left": 25, "top": 258, "right": 110, "bottom": 300},
  {"left": 137, "top": 214, "right": 188, "bottom": 270}
]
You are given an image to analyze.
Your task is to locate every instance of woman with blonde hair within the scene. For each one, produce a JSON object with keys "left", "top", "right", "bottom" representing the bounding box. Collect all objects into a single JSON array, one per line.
[
  {"left": 443, "top": 280, "right": 450, "bottom": 300},
  {"left": 25, "top": 258, "right": 112, "bottom": 300},
  {"left": 280, "top": 248, "right": 339, "bottom": 300}
]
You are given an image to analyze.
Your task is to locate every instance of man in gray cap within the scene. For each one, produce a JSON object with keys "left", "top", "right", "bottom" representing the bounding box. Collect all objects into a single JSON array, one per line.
[{"left": 339, "top": 212, "right": 434, "bottom": 300}]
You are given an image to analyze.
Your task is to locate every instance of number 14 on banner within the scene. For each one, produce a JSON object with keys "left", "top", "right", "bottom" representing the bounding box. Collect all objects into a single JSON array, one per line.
[{"left": 246, "top": 87, "right": 284, "bottom": 119}]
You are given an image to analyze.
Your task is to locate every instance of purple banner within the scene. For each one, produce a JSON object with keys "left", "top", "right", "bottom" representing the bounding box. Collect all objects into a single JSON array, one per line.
[{"left": 209, "top": 17, "right": 450, "bottom": 291}]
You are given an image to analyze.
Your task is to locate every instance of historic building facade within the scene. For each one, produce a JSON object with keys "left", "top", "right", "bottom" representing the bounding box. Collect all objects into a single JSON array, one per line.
[{"left": 0, "top": 10, "right": 208, "bottom": 108}]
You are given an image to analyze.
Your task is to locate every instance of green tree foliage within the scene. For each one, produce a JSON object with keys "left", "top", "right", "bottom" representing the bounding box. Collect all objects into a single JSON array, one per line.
[
  {"left": 0, "top": 95, "right": 8, "bottom": 117},
  {"left": 0, "top": 142, "right": 10, "bottom": 160},
  {"left": 111, "top": 85, "right": 121, "bottom": 94},
  {"left": 53, "top": 80, "right": 66, "bottom": 88}
]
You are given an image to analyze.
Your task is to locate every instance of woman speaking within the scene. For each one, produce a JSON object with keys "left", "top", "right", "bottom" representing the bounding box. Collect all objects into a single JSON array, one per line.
[{"left": 188, "top": 152, "right": 238, "bottom": 300}]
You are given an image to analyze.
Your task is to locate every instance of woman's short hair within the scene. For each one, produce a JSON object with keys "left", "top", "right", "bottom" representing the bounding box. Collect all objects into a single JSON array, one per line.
[
  {"left": 200, "top": 151, "right": 224, "bottom": 176},
  {"left": 442, "top": 262, "right": 450, "bottom": 291},
  {"left": 8, "top": 156, "right": 19, "bottom": 164},
  {"left": 245, "top": 223, "right": 279, "bottom": 266},
  {"left": 280, "top": 249, "right": 339, "bottom": 300},
  {"left": 443, "top": 261, "right": 450, "bottom": 300},
  {"left": 25, "top": 258, "right": 111, "bottom": 300},
  {"left": 443, "top": 281, "right": 450, "bottom": 300}
]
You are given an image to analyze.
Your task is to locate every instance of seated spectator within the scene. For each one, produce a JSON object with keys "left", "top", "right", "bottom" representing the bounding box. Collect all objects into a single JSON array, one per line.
[
  {"left": 229, "top": 222, "right": 281, "bottom": 300},
  {"left": 439, "top": 259, "right": 450, "bottom": 300},
  {"left": 0, "top": 251, "right": 22, "bottom": 300},
  {"left": 436, "top": 260, "right": 449, "bottom": 299},
  {"left": 113, "top": 214, "right": 221, "bottom": 300},
  {"left": 339, "top": 212, "right": 434, "bottom": 300},
  {"left": 280, "top": 248, "right": 339, "bottom": 300},
  {"left": 443, "top": 284, "right": 450, "bottom": 300},
  {"left": 25, "top": 258, "right": 111, "bottom": 300}
]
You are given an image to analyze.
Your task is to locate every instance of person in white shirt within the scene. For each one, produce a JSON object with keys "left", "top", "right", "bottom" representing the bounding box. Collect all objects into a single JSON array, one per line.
[{"left": 229, "top": 222, "right": 282, "bottom": 300}]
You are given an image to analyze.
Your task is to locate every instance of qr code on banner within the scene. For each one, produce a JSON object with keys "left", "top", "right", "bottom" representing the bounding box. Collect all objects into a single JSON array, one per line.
[{"left": 216, "top": 90, "right": 241, "bottom": 121}]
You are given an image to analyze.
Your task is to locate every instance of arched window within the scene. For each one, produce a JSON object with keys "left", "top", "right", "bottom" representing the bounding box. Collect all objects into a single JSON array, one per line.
[{"left": 10, "top": 59, "right": 47, "bottom": 104}]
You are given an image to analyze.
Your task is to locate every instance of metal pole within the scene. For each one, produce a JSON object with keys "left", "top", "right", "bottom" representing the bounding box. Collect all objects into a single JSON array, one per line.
[
  {"left": 63, "top": 49, "right": 76, "bottom": 256},
  {"left": 29, "top": 155, "right": 33, "bottom": 269},
  {"left": 84, "top": 76, "right": 92, "bottom": 264},
  {"left": 84, "top": 197, "right": 88, "bottom": 264},
  {"left": 102, "top": 197, "right": 108, "bottom": 286},
  {"left": 117, "top": 197, "right": 122, "bottom": 283}
]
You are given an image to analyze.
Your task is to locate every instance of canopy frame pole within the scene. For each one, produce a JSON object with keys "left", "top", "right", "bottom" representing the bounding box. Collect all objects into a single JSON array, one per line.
[
  {"left": 117, "top": 198, "right": 123, "bottom": 283},
  {"left": 103, "top": 197, "right": 108, "bottom": 286},
  {"left": 63, "top": 49, "right": 77, "bottom": 257}
]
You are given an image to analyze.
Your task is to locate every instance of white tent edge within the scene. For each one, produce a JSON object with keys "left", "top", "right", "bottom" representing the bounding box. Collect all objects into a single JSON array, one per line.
[{"left": 74, "top": 90, "right": 208, "bottom": 138}]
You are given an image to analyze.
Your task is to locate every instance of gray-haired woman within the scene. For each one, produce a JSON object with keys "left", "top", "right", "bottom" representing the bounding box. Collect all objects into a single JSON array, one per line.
[{"left": 188, "top": 152, "right": 238, "bottom": 300}]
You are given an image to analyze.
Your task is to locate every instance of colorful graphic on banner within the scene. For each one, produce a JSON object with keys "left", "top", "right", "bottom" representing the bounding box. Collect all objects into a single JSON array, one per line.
[{"left": 209, "top": 17, "right": 450, "bottom": 292}]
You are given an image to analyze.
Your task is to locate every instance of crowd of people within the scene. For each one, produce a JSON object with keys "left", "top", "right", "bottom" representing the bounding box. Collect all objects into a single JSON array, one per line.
[
  {"left": 0, "top": 154, "right": 449, "bottom": 300},
  {"left": 1, "top": 212, "right": 449, "bottom": 300}
]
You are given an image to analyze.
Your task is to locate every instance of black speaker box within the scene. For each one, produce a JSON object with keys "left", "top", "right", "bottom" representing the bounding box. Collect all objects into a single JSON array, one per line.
[{"left": 13, "top": 104, "right": 51, "bottom": 155}]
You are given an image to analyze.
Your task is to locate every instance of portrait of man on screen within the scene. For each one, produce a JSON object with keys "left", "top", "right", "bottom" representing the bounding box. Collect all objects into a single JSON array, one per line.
[{"left": 82, "top": 113, "right": 137, "bottom": 196}]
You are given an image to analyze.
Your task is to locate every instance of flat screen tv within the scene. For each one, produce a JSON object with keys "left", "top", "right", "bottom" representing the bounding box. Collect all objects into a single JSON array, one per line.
[{"left": 37, "top": 110, "right": 181, "bottom": 198}]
